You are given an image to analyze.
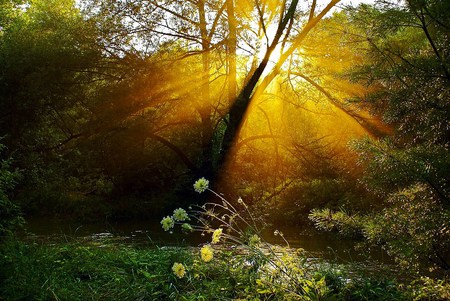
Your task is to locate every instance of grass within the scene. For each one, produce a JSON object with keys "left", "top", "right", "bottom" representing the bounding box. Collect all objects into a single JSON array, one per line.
[
  {"left": 0, "top": 240, "right": 186, "bottom": 300},
  {"left": 2, "top": 238, "right": 448, "bottom": 301},
  {"left": 0, "top": 239, "right": 279, "bottom": 300}
]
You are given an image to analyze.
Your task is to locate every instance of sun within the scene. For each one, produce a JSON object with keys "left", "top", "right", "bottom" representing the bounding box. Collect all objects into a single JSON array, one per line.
[
  {"left": 254, "top": 22, "right": 287, "bottom": 75},
  {"left": 261, "top": 24, "right": 280, "bottom": 57}
]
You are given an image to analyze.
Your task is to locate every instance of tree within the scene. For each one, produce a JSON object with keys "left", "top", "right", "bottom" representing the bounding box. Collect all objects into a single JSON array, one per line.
[
  {"left": 0, "top": 0, "right": 103, "bottom": 151},
  {"left": 1, "top": 0, "right": 390, "bottom": 217},
  {"left": 80, "top": 0, "right": 347, "bottom": 185},
  {"left": 0, "top": 0, "right": 132, "bottom": 212},
  {"left": 310, "top": 0, "right": 450, "bottom": 275},
  {"left": 218, "top": 0, "right": 341, "bottom": 173}
]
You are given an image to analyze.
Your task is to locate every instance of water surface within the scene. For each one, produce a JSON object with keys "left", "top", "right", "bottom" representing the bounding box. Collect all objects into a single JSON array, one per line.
[{"left": 24, "top": 217, "right": 392, "bottom": 266}]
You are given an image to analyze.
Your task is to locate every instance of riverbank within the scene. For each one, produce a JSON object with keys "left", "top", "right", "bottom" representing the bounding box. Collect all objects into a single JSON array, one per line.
[
  {"left": 1, "top": 238, "right": 448, "bottom": 300},
  {"left": 22, "top": 216, "right": 393, "bottom": 265}
]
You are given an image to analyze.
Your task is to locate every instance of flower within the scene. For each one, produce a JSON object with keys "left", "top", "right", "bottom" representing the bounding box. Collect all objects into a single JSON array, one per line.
[
  {"left": 200, "top": 245, "right": 214, "bottom": 262},
  {"left": 161, "top": 216, "right": 175, "bottom": 231},
  {"left": 211, "top": 228, "right": 223, "bottom": 244},
  {"left": 172, "top": 262, "right": 186, "bottom": 279},
  {"left": 193, "top": 177, "right": 209, "bottom": 193},
  {"left": 173, "top": 208, "right": 189, "bottom": 221},
  {"left": 248, "top": 234, "right": 261, "bottom": 246}
]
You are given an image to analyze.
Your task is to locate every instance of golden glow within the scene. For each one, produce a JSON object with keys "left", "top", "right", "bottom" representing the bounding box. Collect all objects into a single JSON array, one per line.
[
  {"left": 258, "top": 24, "right": 284, "bottom": 65},
  {"left": 136, "top": 43, "right": 382, "bottom": 200},
  {"left": 124, "top": 2, "right": 387, "bottom": 205}
]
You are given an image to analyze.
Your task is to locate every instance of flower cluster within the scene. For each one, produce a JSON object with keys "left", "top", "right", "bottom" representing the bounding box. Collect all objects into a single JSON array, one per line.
[
  {"left": 181, "top": 223, "right": 193, "bottom": 233},
  {"left": 161, "top": 208, "right": 191, "bottom": 232},
  {"left": 193, "top": 177, "right": 209, "bottom": 193},
  {"left": 161, "top": 216, "right": 175, "bottom": 231},
  {"left": 173, "top": 208, "right": 189, "bottom": 221},
  {"left": 163, "top": 178, "right": 323, "bottom": 299},
  {"left": 200, "top": 245, "right": 214, "bottom": 262},
  {"left": 211, "top": 228, "right": 223, "bottom": 244},
  {"left": 167, "top": 180, "right": 264, "bottom": 281}
]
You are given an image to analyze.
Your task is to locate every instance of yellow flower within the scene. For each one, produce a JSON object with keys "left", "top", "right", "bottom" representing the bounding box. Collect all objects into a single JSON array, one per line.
[
  {"left": 200, "top": 245, "right": 214, "bottom": 262},
  {"left": 211, "top": 228, "right": 223, "bottom": 244},
  {"left": 172, "top": 262, "right": 186, "bottom": 279}
]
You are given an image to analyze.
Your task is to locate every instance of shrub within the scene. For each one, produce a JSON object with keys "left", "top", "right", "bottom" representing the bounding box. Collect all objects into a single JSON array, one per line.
[{"left": 0, "top": 142, "right": 23, "bottom": 239}]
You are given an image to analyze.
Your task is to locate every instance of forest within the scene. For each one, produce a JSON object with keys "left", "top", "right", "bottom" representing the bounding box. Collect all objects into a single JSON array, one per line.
[{"left": 0, "top": 0, "right": 449, "bottom": 299}]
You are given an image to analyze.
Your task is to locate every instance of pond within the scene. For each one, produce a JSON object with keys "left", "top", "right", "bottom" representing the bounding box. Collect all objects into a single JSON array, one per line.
[{"left": 23, "top": 217, "right": 393, "bottom": 270}]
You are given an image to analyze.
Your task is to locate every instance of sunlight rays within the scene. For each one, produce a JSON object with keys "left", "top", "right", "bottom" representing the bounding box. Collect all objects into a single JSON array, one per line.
[{"left": 120, "top": 0, "right": 384, "bottom": 202}]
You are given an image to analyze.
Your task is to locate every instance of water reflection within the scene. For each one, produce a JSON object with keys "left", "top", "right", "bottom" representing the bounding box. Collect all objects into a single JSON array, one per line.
[{"left": 23, "top": 217, "right": 392, "bottom": 265}]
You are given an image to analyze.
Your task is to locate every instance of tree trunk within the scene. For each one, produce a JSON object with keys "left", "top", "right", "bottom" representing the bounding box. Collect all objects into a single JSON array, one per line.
[
  {"left": 226, "top": 0, "right": 237, "bottom": 103},
  {"left": 198, "top": 0, "right": 214, "bottom": 179},
  {"left": 215, "top": 0, "right": 341, "bottom": 178},
  {"left": 217, "top": 0, "right": 300, "bottom": 171}
]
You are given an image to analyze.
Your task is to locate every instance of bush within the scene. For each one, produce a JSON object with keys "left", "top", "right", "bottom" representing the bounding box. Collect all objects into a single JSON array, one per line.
[
  {"left": 0, "top": 142, "right": 23, "bottom": 239},
  {"left": 340, "top": 277, "right": 407, "bottom": 301},
  {"left": 407, "top": 277, "right": 450, "bottom": 301}
]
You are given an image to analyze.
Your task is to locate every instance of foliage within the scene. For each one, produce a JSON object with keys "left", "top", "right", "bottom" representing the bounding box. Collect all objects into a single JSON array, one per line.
[
  {"left": 0, "top": 142, "right": 23, "bottom": 239},
  {"left": 0, "top": 0, "right": 379, "bottom": 220},
  {"left": 309, "top": 208, "right": 365, "bottom": 238},
  {"left": 407, "top": 277, "right": 450, "bottom": 301},
  {"left": 4, "top": 238, "right": 449, "bottom": 300},
  {"left": 338, "top": 277, "right": 407, "bottom": 301},
  {"left": 346, "top": 2, "right": 449, "bottom": 146},
  {"left": 266, "top": 174, "right": 371, "bottom": 225},
  {"left": 351, "top": 138, "right": 449, "bottom": 199},
  {"left": 0, "top": 238, "right": 421, "bottom": 301},
  {"left": 310, "top": 184, "right": 450, "bottom": 273},
  {"left": 0, "top": 0, "right": 100, "bottom": 147},
  {"left": 310, "top": 0, "right": 450, "bottom": 276},
  {"left": 0, "top": 0, "right": 113, "bottom": 216}
]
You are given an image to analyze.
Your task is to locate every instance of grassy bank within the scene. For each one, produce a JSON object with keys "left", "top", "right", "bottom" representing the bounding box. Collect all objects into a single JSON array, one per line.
[
  {"left": 1, "top": 239, "right": 448, "bottom": 300},
  {"left": 0, "top": 240, "right": 199, "bottom": 300}
]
